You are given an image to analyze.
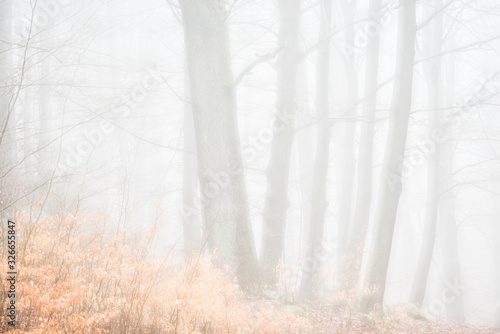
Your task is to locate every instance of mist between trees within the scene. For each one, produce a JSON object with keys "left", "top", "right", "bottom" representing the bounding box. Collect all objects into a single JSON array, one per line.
[{"left": 1, "top": 0, "right": 500, "bottom": 333}]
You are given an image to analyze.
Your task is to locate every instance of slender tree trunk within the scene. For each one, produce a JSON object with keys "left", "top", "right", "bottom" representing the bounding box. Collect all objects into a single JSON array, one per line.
[
  {"left": 260, "top": 0, "right": 301, "bottom": 287},
  {"left": 336, "top": 0, "right": 358, "bottom": 284},
  {"left": 439, "top": 45, "right": 465, "bottom": 322},
  {"left": 296, "top": 60, "right": 314, "bottom": 263},
  {"left": 179, "top": 0, "right": 260, "bottom": 290},
  {"left": 409, "top": 0, "right": 443, "bottom": 306},
  {"left": 0, "top": 0, "right": 14, "bottom": 220},
  {"left": 342, "top": 0, "right": 382, "bottom": 292},
  {"left": 298, "top": 0, "right": 332, "bottom": 301},
  {"left": 494, "top": 206, "right": 500, "bottom": 328},
  {"left": 37, "top": 56, "right": 53, "bottom": 182},
  {"left": 23, "top": 87, "right": 36, "bottom": 181},
  {"left": 0, "top": 1, "right": 12, "bottom": 276},
  {"left": 295, "top": 60, "right": 315, "bottom": 292},
  {"left": 0, "top": 1, "right": 12, "bottom": 155},
  {"left": 182, "top": 73, "right": 201, "bottom": 258},
  {"left": 439, "top": 149, "right": 465, "bottom": 322},
  {"left": 359, "top": 0, "right": 417, "bottom": 313}
]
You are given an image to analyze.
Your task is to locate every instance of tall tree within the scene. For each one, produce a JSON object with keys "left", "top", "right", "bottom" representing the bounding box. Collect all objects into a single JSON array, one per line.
[
  {"left": 0, "top": 0, "right": 12, "bottom": 154},
  {"left": 179, "top": 0, "right": 260, "bottom": 290},
  {"left": 359, "top": 0, "right": 417, "bottom": 313},
  {"left": 336, "top": 0, "right": 358, "bottom": 284},
  {"left": 408, "top": 0, "right": 443, "bottom": 306},
  {"left": 296, "top": 59, "right": 314, "bottom": 265},
  {"left": 494, "top": 197, "right": 500, "bottom": 328},
  {"left": 438, "top": 39, "right": 465, "bottom": 322},
  {"left": 298, "top": 0, "right": 332, "bottom": 300},
  {"left": 342, "top": 0, "right": 382, "bottom": 292},
  {"left": 182, "top": 74, "right": 201, "bottom": 258},
  {"left": 260, "top": 0, "right": 301, "bottom": 287},
  {"left": 37, "top": 52, "right": 54, "bottom": 182},
  {"left": 0, "top": 0, "right": 15, "bottom": 218}
]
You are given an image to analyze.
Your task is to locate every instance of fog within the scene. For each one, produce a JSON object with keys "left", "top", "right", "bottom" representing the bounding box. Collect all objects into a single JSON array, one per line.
[{"left": 1, "top": 0, "right": 500, "bottom": 332}]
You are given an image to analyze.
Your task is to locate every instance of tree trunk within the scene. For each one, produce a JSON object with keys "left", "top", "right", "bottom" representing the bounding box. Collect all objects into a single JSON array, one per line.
[
  {"left": 0, "top": 0, "right": 15, "bottom": 219},
  {"left": 179, "top": 0, "right": 260, "bottom": 290},
  {"left": 0, "top": 1, "right": 12, "bottom": 149},
  {"left": 409, "top": 0, "right": 443, "bottom": 306},
  {"left": 182, "top": 73, "right": 201, "bottom": 258},
  {"left": 260, "top": 0, "right": 301, "bottom": 287},
  {"left": 298, "top": 0, "right": 332, "bottom": 301},
  {"left": 494, "top": 207, "right": 500, "bottom": 328},
  {"left": 296, "top": 60, "right": 314, "bottom": 268},
  {"left": 336, "top": 0, "right": 358, "bottom": 284},
  {"left": 37, "top": 56, "right": 54, "bottom": 183},
  {"left": 439, "top": 151, "right": 465, "bottom": 322},
  {"left": 342, "top": 0, "right": 382, "bottom": 292},
  {"left": 359, "top": 0, "right": 417, "bottom": 313},
  {"left": 438, "top": 43, "right": 465, "bottom": 322}
]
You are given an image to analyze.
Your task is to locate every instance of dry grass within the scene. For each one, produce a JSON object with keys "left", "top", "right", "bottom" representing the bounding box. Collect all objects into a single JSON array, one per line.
[
  {"left": 0, "top": 213, "right": 308, "bottom": 333},
  {"left": 0, "top": 213, "right": 498, "bottom": 333}
]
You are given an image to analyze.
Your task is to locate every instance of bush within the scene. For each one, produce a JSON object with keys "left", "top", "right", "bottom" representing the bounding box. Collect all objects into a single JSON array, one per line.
[{"left": 0, "top": 213, "right": 308, "bottom": 333}]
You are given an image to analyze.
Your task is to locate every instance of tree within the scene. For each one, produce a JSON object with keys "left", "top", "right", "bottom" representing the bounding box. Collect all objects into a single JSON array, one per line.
[
  {"left": 336, "top": 0, "right": 358, "bottom": 284},
  {"left": 260, "top": 0, "right": 301, "bottom": 287},
  {"left": 342, "top": 0, "right": 383, "bottom": 292},
  {"left": 408, "top": 0, "right": 443, "bottom": 306},
  {"left": 298, "top": 0, "right": 332, "bottom": 300},
  {"left": 182, "top": 74, "right": 201, "bottom": 258},
  {"left": 0, "top": 0, "right": 12, "bottom": 150},
  {"left": 0, "top": 0, "right": 17, "bottom": 220},
  {"left": 438, "top": 38, "right": 465, "bottom": 322},
  {"left": 359, "top": 0, "right": 417, "bottom": 313},
  {"left": 179, "top": 0, "right": 260, "bottom": 290},
  {"left": 494, "top": 199, "right": 500, "bottom": 327}
]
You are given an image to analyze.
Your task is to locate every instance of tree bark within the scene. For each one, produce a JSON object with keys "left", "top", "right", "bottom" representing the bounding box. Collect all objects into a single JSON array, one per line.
[
  {"left": 409, "top": 0, "right": 443, "bottom": 306},
  {"left": 336, "top": 0, "right": 358, "bottom": 285},
  {"left": 494, "top": 206, "right": 500, "bottom": 328},
  {"left": 182, "top": 73, "right": 201, "bottom": 258},
  {"left": 179, "top": 0, "right": 260, "bottom": 290},
  {"left": 0, "top": 0, "right": 14, "bottom": 219},
  {"left": 342, "top": 0, "right": 382, "bottom": 292},
  {"left": 296, "top": 60, "right": 314, "bottom": 266},
  {"left": 37, "top": 56, "right": 54, "bottom": 183},
  {"left": 438, "top": 43, "right": 465, "bottom": 322},
  {"left": 298, "top": 0, "right": 332, "bottom": 301},
  {"left": 260, "top": 0, "right": 301, "bottom": 287},
  {"left": 0, "top": 1, "right": 12, "bottom": 154},
  {"left": 359, "top": 0, "right": 417, "bottom": 313}
]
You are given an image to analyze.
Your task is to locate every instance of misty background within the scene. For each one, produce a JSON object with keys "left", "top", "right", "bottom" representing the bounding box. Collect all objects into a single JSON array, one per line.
[{"left": 1, "top": 0, "right": 500, "bottom": 330}]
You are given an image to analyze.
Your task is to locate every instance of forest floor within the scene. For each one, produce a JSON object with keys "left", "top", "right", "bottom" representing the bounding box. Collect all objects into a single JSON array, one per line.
[
  {"left": 300, "top": 305, "right": 500, "bottom": 333},
  {"left": 229, "top": 299, "right": 500, "bottom": 334},
  {"left": 3, "top": 214, "right": 499, "bottom": 334}
]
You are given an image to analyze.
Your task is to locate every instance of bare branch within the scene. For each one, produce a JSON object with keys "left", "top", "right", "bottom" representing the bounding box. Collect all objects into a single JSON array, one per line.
[{"left": 234, "top": 46, "right": 283, "bottom": 87}]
